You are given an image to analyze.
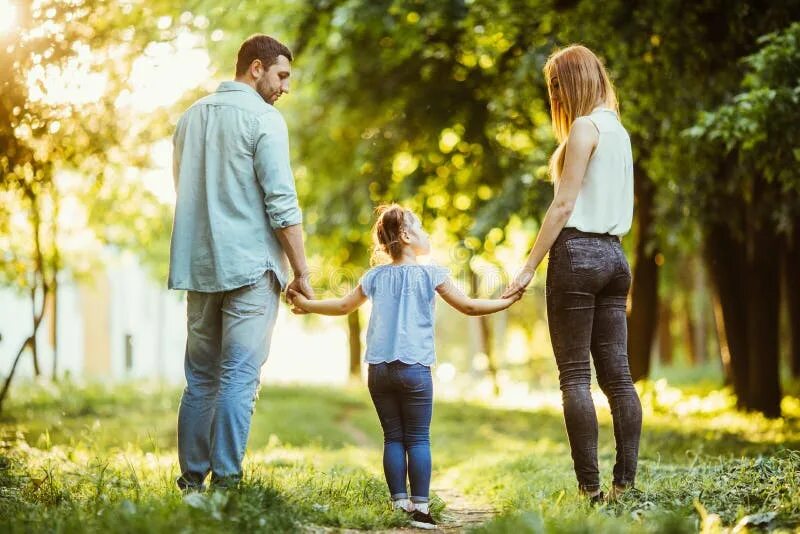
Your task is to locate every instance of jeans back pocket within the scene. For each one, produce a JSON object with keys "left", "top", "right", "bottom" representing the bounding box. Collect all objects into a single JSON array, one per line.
[{"left": 565, "top": 238, "right": 604, "bottom": 275}]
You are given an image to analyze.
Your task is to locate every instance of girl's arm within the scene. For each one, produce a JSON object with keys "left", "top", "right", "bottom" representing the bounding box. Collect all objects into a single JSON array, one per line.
[
  {"left": 287, "top": 285, "right": 367, "bottom": 316},
  {"left": 436, "top": 278, "right": 521, "bottom": 316},
  {"left": 501, "top": 117, "right": 598, "bottom": 298}
]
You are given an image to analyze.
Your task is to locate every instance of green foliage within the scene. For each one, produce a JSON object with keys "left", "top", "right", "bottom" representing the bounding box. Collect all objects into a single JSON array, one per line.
[
  {"left": 686, "top": 22, "right": 800, "bottom": 233},
  {"left": 0, "top": 0, "right": 186, "bottom": 291}
]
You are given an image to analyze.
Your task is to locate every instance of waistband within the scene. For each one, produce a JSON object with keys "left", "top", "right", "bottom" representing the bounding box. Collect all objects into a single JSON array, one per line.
[{"left": 557, "top": 227, "right": 620, "bottom": 243}]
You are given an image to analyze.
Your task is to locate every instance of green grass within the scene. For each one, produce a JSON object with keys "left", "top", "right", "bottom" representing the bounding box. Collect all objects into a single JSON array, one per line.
[{"left": 0, "top": 379, "right": 798, "bottom": 533}]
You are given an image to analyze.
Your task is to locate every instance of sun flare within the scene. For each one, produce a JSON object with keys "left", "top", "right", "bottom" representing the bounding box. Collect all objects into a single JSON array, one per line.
[{"left": 0, "top": 1, "right": 17, "bottom": 34}]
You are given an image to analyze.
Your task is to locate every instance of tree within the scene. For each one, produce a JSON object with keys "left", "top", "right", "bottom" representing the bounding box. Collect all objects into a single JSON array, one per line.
[
  {"left": 0, "top": 0, "right": 181, "bottom": 411},
  {"left": 685, "top": 21, "right": 800, "bottom": 416}
]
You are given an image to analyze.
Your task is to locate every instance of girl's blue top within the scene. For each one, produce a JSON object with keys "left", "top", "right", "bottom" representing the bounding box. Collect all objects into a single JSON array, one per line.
[{"left": 359, "top": 264, "right": 449, "bottom": 367}]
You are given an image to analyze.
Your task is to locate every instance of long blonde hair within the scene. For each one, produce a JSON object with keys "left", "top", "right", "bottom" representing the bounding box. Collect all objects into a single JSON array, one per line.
[{"left": 544, "top": 45, "right": 618, "bottom": 180}]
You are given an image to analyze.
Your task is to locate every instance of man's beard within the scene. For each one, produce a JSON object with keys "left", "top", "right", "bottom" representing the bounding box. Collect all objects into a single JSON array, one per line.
[{"left": 256, "top": 77, "right": 274, "bottom": 103}]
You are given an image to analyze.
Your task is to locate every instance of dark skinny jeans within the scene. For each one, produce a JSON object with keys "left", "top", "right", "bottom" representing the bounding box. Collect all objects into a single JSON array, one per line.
[
  {"left": 368, "top": 361, "right": 433, "bottom": 502},
  {"left": 546, "top": 228, "right": 642, "bottom": 492}
]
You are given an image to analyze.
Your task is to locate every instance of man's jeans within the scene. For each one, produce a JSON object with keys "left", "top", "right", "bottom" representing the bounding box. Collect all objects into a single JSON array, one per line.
[
  {"left": 368, "top": 362, "right": 433, "bottom": 503},
  {"left": 177, "top": 272, "right": 280, "bottom": 490},
  {"left": 546, "top": 228, "right": 643, "bottom": 492}
]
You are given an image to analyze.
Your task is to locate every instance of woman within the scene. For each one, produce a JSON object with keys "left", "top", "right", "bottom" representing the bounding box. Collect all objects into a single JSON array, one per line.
[{"left": 502, "top": 44, "right": 642, "bottom": 503}]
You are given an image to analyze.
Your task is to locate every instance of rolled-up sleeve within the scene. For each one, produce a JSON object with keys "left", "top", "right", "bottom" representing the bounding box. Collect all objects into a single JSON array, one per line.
[{"left": 253, "top": 110, "right": 303, "bottom": 229}]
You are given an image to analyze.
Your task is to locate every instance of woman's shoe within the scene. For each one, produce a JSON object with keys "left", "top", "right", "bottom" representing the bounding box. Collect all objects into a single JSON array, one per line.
[
  {"left": 409, "top": 510, "right": 437, "bottom": 529},
  {"left": 579, "top": 488, "right": 605, "bottom": 505},
  {"left": 607, "top": 484, "right": 629, "bottom": 502},
  {"left": 588, "top": 491, "right": 605, "bottom": 505}
]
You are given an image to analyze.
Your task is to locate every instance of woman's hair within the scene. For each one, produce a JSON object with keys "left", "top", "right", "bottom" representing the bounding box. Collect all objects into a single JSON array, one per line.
[
  {"left": 543, "top": 45, "right": 618, "bottom": 180},
  {"left": 371, "top": 204, "right": 413, "bottom": 265}
]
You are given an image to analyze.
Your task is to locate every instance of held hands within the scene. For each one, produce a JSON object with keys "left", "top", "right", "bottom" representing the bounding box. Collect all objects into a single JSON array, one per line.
[
  {"left": 501, "top": 268, "right": 534, "bottom": 299},
  {"left": 286, "top": 274, "right": 314, "bottom": 314},
  {"left": 286, "top": 288, "right": 310, "bottom": 315}
]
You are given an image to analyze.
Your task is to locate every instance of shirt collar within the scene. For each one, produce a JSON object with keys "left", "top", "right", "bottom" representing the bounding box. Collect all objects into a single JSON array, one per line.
[{"left": 216, "top": 80, "right": 265, "bottom": 102}]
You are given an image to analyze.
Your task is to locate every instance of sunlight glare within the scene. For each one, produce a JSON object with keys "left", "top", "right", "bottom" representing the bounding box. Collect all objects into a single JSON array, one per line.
[
  {"left": 117, "top": 32, "right": 210, "bottom": 113},
  {"left": 0, "top": 1, "right": 17, "bottom": 34}
]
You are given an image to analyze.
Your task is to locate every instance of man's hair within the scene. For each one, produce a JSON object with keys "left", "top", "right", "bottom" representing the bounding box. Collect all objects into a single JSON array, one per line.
[{"left": 235, "top": 34, "right": 293, "bottom": 76}]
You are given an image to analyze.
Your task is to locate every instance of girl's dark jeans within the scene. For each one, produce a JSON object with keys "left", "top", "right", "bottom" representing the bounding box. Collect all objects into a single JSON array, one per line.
[
  {"left": 546, "top": 228, "right": 643, "bottom": 492},
  {"left": 368, "top": 361, "right": 433, "bottom": 502}
]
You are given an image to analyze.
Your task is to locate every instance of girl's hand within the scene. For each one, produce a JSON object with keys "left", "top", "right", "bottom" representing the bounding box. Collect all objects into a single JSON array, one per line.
[
  {"left": 286, "top": 288, "right": 310, "bottom": 315},
  {"left": 501, "top": 268, "right": 534, "bottom": 299}
]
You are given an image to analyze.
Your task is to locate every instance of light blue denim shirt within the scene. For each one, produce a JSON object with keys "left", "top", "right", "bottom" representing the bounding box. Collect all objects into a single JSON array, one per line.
[
  {"left": 360, "top": 264, "right": 449, "bottom": 367},
  {"left": 168, "top": 81, "right": 302, "bottom": 292}
]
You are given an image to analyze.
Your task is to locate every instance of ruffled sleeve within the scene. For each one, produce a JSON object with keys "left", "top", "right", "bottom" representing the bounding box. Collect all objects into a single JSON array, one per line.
[
  {"left": 429, "top": 264, "right": 450, "bottom": 291},
  {"left": 359, "top": 268, "right": 377, "bottom": 298}
]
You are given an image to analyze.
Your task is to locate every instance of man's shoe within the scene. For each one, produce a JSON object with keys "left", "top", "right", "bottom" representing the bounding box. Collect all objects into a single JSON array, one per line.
[{"left": 409, "top": 510, "right": 437, "bottom": 530}]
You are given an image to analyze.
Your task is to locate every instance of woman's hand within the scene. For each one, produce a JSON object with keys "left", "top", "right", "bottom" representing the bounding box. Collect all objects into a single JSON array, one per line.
[{"left": 501, "top": 268, "right": 534, "bottom": 299}]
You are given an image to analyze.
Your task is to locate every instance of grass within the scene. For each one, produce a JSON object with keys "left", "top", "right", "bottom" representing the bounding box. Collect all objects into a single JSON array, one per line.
[{"left": 0, "top": 379, "right": 798, "bottom": 533}]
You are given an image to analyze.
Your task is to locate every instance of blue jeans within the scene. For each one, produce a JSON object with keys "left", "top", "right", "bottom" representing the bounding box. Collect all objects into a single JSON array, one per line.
[
  {"left": 177, "top": 272, "right": 280, "bottom": 490},
  {"left": 368, "top": 361, "right": 433, "bottom": 503},
  {"left": 546, "top": 228, "right": 642, "bottom": 491}
]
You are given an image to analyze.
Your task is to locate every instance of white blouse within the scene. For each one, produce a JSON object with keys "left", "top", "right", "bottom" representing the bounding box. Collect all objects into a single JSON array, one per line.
[{"left": 563, "top": 107, "right": 634, "bottom": 236}]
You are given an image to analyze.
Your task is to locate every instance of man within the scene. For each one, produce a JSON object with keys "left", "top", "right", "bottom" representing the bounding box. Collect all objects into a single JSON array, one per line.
[{"left": 168, "top": 34, "right": 314, "bottom": 491}]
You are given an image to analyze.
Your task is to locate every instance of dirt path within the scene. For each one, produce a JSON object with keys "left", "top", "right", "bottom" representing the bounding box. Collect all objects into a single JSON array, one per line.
[
  {"left": 303, "top": 484, "right": 495, "bottom": 533},
  {"left": 311, "top": 408, "right": 496, "bottom": 532}
]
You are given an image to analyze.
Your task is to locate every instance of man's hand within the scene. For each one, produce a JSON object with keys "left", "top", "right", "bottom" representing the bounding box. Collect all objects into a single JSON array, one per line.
[
  {"left": 285, "top": 274, "right": 314, "bottom": 314},
  {"left": 500, "top": 268, "right": 534, "bottom": 299}
]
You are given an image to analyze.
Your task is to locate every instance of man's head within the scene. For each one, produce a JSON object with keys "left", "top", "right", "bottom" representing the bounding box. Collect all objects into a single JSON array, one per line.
[{"left": 235, "top": 34, "right": 293, "bottom": 105}]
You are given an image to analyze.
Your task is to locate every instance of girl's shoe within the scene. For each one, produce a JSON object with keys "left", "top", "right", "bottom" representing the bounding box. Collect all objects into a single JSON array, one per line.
[
  {"left": 392, "top": 498, "right": 415, "bottom": 513},
  {"left": 409, "top": 510, "right": 437, "bottom": 530}
]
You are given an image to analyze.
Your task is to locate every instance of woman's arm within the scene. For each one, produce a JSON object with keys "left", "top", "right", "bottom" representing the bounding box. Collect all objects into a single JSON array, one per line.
[
  {"left": 501, "top": 117, "right": 598, "bottom": 298},
  {"left": 436, "top": 278, "right": 521, "bottom": 316},
  {"left": 287, "top": 285, "right": 367, "bottom": 315}
]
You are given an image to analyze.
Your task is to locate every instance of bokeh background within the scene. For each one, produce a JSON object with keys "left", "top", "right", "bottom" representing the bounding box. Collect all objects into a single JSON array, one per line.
[
  {"left": 1, "top": 2, "right": 800, "bottom": 532},
  {"left": 2, "top": 0, "right": 799, "bottom": 416}
]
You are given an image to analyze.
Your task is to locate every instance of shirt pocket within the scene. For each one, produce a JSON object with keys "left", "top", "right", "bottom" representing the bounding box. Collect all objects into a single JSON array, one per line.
[{"left": 565, "top": 238, "right": 604, "bottom": 275}]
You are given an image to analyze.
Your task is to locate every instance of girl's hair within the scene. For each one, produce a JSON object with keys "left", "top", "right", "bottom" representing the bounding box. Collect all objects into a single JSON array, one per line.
[
  {"left": 543, "top": 45, "right": 618, "bottom": 180},
  {"left": 371, "top": 204, "right": 413, "bottom": 265}
]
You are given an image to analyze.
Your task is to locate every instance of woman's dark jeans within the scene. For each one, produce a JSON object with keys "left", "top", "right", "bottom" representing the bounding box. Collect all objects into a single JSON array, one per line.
[
  {"left": 368, "top": 361, "right": 433, "bottom": 502},
  {"left": 546, "top": 228, "right": 643, "bottom": 492}
]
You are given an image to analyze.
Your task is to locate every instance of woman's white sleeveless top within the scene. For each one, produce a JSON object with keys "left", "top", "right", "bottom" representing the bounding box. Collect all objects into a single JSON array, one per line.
[{"left": 563, "top": 107, "right": 634, "bottom": 236}]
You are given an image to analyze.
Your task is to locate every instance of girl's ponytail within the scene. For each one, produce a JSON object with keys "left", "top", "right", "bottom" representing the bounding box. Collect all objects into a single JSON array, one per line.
[{"left": 371, "top": 204, "right": 411, "bottom": 265}]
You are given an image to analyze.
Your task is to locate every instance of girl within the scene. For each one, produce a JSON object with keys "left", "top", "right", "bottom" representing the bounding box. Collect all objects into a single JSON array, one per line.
[
  {"left": 288, "top": 204, "right": 520, "bottom": 528},
  {"left": 501, "top": 45, "right": 643, "bottom": 503}
]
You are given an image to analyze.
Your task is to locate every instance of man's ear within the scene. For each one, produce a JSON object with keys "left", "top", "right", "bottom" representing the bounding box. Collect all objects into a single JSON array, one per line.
[{"left": 250, "top": 59, "right": 264, "bottom": 79}]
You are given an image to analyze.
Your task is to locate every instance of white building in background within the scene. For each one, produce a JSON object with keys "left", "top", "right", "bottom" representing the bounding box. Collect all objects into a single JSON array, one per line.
[{"left": 0, "top": 252, "right": 352, "bottom": 386}]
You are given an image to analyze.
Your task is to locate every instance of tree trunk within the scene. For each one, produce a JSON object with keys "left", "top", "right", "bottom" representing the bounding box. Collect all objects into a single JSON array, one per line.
[
  {"left": 347, "top": 310, "right": 361, "bottom": 379},
  {"left": 29, "top": 285, "right": 41, "bottom": 377},
  {"left": 786, "top": 216, "right": 800, "bottom": 378},
  {"left": 710, "top": 289, "right": 732, "bottom": 385},
  {"left": 0, "top": 336, "right": 34, "bottom": 413},
  {"left": 745, "top": 215, "right": 781, "bottom": 418},
  {"left": 679, "top": 259, "right": 703, "bottom": 365},
  {"left": 657, "top": 298, "right": 673, "bottom": 365},
  {"left": 51, "top": 190, "right": 60, "bottom": 381},
  {"left": 693, "top": 260, "right": 709, "bottom": 364},
  {"left": 705, "top": 221, "right": 749, "bottom": 407},
  {"left": 627, "top": 163, "right": 659, "bottom": 381},
  {"left": 470, "top": 266, "right": 500, "bottom": 396}
]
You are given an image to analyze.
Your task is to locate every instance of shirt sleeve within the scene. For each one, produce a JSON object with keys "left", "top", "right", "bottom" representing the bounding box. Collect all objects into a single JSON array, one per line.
[
  {"left": 359, "top": 268, "right": 376, "bottom": 298},
  {"left": 253, "top": 110, "right": 303, "bottom": 229},
  {"left": 430, "top": 264, "right": 450, "bottom": 291}
]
